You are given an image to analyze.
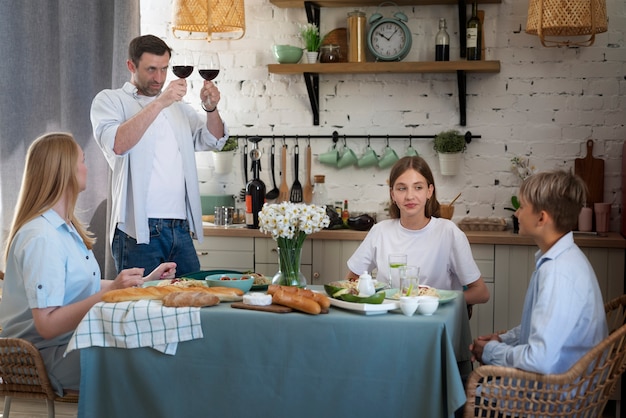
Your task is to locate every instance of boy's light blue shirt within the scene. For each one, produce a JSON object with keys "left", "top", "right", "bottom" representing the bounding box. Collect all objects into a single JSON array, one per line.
[
  {"left": 482, "top": 232, "right": 607, "bottom": 374},
  {"left": 0, "top": 209, "right": 101, "bottom": 349}
]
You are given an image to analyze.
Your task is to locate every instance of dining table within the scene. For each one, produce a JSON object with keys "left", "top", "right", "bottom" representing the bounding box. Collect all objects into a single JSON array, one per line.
[{"left": 70, "top": 286, "right": 472, "bottom": 418}]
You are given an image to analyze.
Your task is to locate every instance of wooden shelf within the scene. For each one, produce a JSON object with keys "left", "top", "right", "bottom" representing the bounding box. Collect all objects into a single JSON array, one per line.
[
  {"left": 269, "top": 0, "right": 500, "bottom": 7},
  {"left": 268, "top": 60, "right": 501, "bottom": 74},
  {"left": 267, "top": 0, "right": 502, "bottom": 125}
]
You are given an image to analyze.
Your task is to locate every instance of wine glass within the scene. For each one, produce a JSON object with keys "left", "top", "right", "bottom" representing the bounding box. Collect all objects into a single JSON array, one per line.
[
  {"left": 197, "top": 52, "right": 220, "bottom": 107},
  {"left": 171, "top": 49, "right": 194, "bottom": 79}
]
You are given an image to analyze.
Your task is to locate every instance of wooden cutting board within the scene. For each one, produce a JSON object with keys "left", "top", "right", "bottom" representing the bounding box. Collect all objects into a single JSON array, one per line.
[
  {"left": 231, "top": 302, "right": 293, "bottom": 313},
  {"left": 575, "top": 139, "right": 604, "bottom": 204}
]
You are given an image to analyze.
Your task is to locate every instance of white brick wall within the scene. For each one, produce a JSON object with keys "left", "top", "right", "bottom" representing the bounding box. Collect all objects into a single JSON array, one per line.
[{"left": 142, "top": 0, "right": 626, "bottom": 229}]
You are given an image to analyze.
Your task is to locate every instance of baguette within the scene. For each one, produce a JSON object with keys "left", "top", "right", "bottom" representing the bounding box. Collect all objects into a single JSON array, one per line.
[
  {"left": 204, "top": 286, "right": 244, "bottom": 302},
  {"left": 272, "top": 289, "right": 321, "bottom": 315},
  {"left": 102, "top": 285, "right": 191, "bottom": 303},
  {"left": 162, "top": 291, "right": 220, "bottom": 307},
  {"left": 267, "top": 285, "right": 330, "bottom": 309}
]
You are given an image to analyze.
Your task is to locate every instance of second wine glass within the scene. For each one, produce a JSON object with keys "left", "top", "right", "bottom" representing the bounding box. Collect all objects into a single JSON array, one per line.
[{"left": 198, "top": 52, "right": 220, "bottom": 107}]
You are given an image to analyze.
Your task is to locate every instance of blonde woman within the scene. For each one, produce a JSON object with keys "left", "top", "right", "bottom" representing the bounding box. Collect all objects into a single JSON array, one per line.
[{"left": 0, "top": 132, "right": 176, "bottom": 395}]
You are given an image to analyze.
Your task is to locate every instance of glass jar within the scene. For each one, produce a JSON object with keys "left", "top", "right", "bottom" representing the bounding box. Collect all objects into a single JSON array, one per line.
[
  {"left": 312, "top": 175, "right": 328, "bottom": 206},
  {"left": 319, "top": 44, "right": 341, "bottom": 63}
]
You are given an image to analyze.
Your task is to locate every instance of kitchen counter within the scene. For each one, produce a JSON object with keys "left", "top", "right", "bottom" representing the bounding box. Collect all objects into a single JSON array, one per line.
[{"left": 202, "top": 225, "right": 626, "bottom": 249}]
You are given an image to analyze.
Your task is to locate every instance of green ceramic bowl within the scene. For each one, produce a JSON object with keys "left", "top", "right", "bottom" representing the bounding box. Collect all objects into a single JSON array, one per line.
[{"left": 273, "top": 45, "right": 303, "bottom": 64}]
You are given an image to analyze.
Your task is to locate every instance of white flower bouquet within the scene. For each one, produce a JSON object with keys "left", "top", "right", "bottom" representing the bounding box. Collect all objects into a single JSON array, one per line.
[
  {"left": 259, "top": 202, "right": 330, "bottom": 286},
  {"left": 300, "top": 23, "right": 321, "bottom": 52}
]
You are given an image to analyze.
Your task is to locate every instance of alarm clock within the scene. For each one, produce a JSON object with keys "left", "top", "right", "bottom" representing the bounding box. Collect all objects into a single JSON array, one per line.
[{"left": 367, "top": 4, "right": 412, "bottom": 62}]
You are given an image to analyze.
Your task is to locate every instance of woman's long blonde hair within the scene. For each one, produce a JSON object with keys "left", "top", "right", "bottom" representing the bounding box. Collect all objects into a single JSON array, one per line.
[{"left": 4, "top": 133, "right": 95, "bottom": 261}]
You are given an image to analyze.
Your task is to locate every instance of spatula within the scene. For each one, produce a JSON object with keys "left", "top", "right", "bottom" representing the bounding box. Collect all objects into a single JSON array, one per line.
[
  {"left": 303, "top": 144, "right": 313, "bottom": 203},
  {"left": 290, "top": 143, "right": 303, "bottom": 203},
  {"left": 266, "top": 140, "right": 279, "bottom": 200},
  {"left": 278, "top": 144, "right": 290, "bottom": 203}
]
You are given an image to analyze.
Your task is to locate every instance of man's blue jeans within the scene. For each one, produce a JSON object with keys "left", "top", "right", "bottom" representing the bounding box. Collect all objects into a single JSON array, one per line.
[{"left": 112, "top": 219, "right": 200, "bottom": 277}]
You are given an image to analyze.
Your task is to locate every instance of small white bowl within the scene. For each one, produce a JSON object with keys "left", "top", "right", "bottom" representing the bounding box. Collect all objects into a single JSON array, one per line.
[
  {"left": 417, "top": 295, "right": 439, "bottom": 315},
  {"left": 399, "top": 296, "right": 419, "bottom": 317}
]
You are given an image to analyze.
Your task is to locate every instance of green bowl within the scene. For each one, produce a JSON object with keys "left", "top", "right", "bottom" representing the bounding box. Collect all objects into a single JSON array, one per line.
[{"left": 273, "top": 45, "right": 303, "bottom": 64}]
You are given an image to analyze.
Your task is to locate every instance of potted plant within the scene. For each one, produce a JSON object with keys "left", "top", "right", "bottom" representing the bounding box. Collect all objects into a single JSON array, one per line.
[
  {"left": 211, "top": 136, "right": 239, "bottom": 174},
  {"left": 505, "top": 157, "right": 535, "bottom": 233},
  {"left": 433, "top": 130, "right": 466, "bottom": 175},
  {"left": 300, "top": 23, "right": 321, "bottom": 63}
]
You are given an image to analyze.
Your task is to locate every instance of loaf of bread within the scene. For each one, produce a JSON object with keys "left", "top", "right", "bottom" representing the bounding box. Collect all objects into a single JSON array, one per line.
[
  {"left": 204, "top": 286, "right": 244, "bottom": 302},
  {"left": 162, "top": 291, "right": 220, "bottom": 307},
  {"left": 267, "top": 285, "right": 330, "bottom": 309},
  {"left": 103, "top": 285, "right": 189, "bottom": 303},
  {"left": 272, "top": 288, "right": 321, "bottom": 315}
]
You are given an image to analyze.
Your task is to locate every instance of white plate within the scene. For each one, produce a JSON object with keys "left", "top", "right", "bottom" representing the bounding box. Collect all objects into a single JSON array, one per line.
[
  {"left": 384, "top": 287, "right": 458, "bottom": 304},
  {"left": 329, "top": 298, "right": 399, "bottom": 315}
]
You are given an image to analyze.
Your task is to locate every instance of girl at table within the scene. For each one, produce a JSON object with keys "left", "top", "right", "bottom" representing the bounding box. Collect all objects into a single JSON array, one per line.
[
  {"left": 0, "top": 132, "right": 176, "bottom": 396},
  {"left": 346, "top": 156, "right": 490, "bottom": 306}
]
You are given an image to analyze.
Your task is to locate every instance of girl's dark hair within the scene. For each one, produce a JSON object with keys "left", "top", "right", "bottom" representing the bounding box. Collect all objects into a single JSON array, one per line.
[{"left": 388, "top": 156, "right": 440, "bottom": 219}]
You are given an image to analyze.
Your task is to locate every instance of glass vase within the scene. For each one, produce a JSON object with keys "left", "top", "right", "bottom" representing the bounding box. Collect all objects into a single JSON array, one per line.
[{"left": 272, "top": 246, "right": 307, "bottom": 287}]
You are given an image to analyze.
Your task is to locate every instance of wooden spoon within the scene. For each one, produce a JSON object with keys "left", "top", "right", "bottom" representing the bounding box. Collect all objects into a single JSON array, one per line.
[
  {"left": 278, "top": 144, "right": 290, "bottom": 202},
  {"left": 303, "top": 144, "right": 313, "bottom": 203}
]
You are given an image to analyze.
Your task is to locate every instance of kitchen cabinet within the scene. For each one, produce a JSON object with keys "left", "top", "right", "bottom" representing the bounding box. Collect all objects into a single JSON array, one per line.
[
  {"left": 268, "top": 0, "right": 502, "bottom": 125},
  {"left": 195, "top": 236, "right": 255, "bottom": 271},
  {"left": 468, "top": 244, "right": 495, "bottom": 339}
]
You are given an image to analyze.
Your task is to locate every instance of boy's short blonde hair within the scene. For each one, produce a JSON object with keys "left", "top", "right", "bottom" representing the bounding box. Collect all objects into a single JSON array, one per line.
[{"left": 519, "top": 170, "right": 587, "bottom": 233}]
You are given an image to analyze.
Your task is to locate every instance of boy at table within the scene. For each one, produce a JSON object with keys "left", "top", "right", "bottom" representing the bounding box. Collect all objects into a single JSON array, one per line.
[{"left": 469, "top": 170, "right": 607, "bottom": 374}]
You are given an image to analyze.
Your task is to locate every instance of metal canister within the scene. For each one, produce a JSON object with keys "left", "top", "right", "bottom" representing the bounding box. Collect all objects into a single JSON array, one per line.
[{"left": 347, "top": 10, "right": 366, "bottom": 62}]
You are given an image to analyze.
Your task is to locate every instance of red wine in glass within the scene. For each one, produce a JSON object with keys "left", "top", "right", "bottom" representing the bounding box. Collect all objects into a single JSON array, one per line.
[
  {"left": 172, "top": 66, "right": 194, "bottom": 78},
  {"left": 199, "top": 69, "right": 220, "bottom": 81}
]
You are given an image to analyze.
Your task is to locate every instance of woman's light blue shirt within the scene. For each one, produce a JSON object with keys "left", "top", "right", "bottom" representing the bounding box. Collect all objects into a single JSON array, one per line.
[
  {"left": 0, "top": 209, "right": 101, "bottom": 349},
  {"left": 482, "top": 232, "right": 607, "bottom": 374}
]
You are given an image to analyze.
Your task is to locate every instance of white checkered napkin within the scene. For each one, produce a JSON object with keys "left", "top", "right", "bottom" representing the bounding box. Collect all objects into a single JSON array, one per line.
[{"left": 65, "top": 300, "right": 204, "bottom": 355}]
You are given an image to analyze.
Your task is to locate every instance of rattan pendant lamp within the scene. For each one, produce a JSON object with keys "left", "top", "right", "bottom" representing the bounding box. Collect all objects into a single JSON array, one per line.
[
  {"left": 172, "top": 0, "right": 245, "bottom": 41},
  {"left": 526, "top": 0, "right": 608, "bottom": 47}
]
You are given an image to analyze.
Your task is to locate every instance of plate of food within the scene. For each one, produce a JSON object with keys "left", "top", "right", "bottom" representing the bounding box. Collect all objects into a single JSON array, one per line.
[
  {"left": 143, "top": 278, "right": 208, "bottom": 288},
  {"left": 385, "top": 285, "right": 457, "bottom": 304}
]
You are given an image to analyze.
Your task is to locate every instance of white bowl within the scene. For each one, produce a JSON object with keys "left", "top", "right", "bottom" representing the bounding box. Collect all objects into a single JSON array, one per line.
[
  {"left": 399, "top": 296, "right": 419, "bottom": 317},
  {"left": 417, "top": 296, "right": 439, "bottom": 315}
]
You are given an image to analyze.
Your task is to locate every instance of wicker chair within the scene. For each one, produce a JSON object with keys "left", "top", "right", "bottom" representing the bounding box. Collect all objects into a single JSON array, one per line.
[
  {"left": 0, "top": 338, "right": 78, "bottom": 418},
  {"left": 463, "top": 296, "right": 626, "bottom": 417}
]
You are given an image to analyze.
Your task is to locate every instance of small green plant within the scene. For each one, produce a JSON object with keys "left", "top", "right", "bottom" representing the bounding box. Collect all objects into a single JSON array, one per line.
[
  {"left": 505, "top": 195, "right": 520, "bottom": 212},
  {"left": 216, "top": 136, "right": 238, "bottom": 152},
  {"left": 300, "top": 23, "right": 321, "bottom": 52},
  {"left": 433, "top": 130, "right": 466, "bottom": 154}
]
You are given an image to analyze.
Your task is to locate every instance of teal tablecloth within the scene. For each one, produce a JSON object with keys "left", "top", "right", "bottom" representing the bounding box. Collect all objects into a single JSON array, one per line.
[{"left": 77, "top": 288, "right": 471, "bottom": 418}]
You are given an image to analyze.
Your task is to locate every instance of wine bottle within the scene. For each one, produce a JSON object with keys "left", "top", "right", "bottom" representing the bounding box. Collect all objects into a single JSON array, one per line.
[
  {"left": 466, "top": 1, "right": 481, "bottom": 61},
  {"left": 435, "top": 18, "right": 450, "bottom": 62},
  {"left": 245, "top": 159, "right": 266, "bottom": 229}
]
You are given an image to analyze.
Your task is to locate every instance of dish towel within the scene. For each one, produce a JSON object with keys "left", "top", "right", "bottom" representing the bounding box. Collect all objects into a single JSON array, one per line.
[{"left": 65, "top": 300, "right": 203, "bottom": 356}]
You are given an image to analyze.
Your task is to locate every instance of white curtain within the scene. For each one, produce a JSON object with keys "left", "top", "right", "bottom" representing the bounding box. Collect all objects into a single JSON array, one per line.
[{"left": 0, "top": 0, "right": 140, "bottom": 278}]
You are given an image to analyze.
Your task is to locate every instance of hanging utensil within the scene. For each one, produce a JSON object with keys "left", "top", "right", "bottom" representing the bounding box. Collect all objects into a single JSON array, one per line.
[
  {"left": 278, "top": 143, "right": 290, "bottom": 203},
  {"left": 303, "top": 141, "right": 313, "bottom": 203},
  {"left": 238, "top": 140, "right": 248, "bottom": 201},
  {"left": 266, "top": 139, "right": 279, "bottom": 200},
  {"left": 449, "top": 192, "right": 462, "bottom": 206},
  {"left": 290, "top": 141, "right": 303, "bottom": 203}
]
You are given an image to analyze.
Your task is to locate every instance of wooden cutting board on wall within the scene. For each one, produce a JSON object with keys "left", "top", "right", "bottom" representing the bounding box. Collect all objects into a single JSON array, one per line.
[{"left": 574, "top": 139, "right": 604, "bottom": 204}]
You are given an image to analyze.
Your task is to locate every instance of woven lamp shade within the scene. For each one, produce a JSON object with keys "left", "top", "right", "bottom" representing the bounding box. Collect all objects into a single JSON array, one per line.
[
  {"left": 526, "top": 0, "right": 607, "bottom": 47},
  {"left": 172, "top": 0, "right": 245, "bottom": 41}
]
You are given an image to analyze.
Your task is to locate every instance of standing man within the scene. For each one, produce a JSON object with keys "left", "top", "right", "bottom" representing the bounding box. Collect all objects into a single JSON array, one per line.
[{"left": 91, "top": 34, "right": 228, "bottom": 276}]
